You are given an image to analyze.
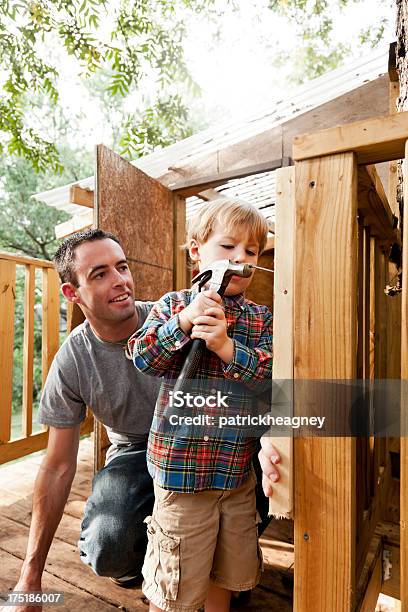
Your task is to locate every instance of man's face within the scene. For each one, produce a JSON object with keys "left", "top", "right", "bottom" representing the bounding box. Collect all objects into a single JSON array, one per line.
[
  {"left": 66, "top": 239, "right": 135, "bottom": 324},
  {"left": 190, "top": 222, "right": 260, "bottom": 296}
]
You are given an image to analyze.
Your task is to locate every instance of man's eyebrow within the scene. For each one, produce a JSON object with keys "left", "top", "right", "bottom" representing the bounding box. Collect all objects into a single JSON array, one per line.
[{"left": 88, "top": 260, "right": 128, "bottom": 278}]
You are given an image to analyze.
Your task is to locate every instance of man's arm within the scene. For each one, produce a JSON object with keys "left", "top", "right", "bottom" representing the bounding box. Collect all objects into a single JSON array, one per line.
[{"left": 10, "top": 426, "right": 80, "bottom": 605}]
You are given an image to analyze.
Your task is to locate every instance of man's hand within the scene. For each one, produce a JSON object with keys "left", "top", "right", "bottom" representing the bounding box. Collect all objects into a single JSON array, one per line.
[
  {"left": 178, "top": 290, "right": 222, "bottom": 334},
  {"left": 258, "top": 436, "right": 281, "bottom": 497},
  {"left": 191, "top": 306, "right": 233, "bottom": 362},
  {"left": 0, "top": 577, "right": 42, "bottom": 612}
]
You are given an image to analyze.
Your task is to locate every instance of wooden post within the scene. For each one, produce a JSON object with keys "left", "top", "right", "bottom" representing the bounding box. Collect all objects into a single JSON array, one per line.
[
  {"left": 269, "top": 166, "right": 295, "bottom": 519},
  {"left": 400, "top": 143, "right": 408, "bottom": 611},
  {"left": 293, "top": 153, "right": 358, "bottom": 611},
  {"left": 41, "top": 267, "right": 60, "bottom": 385},
  {"left": 22, "top": 265, "right": 35, "bottom": 437},
  {"left": 173, "top": 194, "right": 187, "bottom": 291},
  {"left": 0, "top": 259, "right": 16, "bottom": 444}
]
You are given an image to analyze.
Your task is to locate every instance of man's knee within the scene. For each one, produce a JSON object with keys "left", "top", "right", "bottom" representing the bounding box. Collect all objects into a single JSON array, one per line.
[
  {"left": 79, "top": 514, "right": 147, "bottom": 576},
  {"left": 78, "top": 451, "right": 154, "bottom": 577}
]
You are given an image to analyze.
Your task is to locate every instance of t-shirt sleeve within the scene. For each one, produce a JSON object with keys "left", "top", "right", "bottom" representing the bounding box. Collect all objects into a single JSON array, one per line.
[{"left": 37, "top": 338, "right": 87, "bottom": 428}]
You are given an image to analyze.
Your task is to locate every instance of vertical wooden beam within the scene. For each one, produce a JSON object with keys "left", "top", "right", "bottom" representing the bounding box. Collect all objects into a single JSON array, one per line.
[
  {"left": 269, "top": 166, "right": 295, "bottom": 519},
  {"left": 293, "top": 153, "right": 358, "bottom": 611},
  {"left": 0, "top": 259, "right": 16, "bottom": 444},
  {"left": 173, "top": 194, "right": 187, "bottom": 291},
  {"left": 400, "top": 142, "right": 408, "bottom": 611},
  {"left": 22, "top": 265, "right": 35, "bottom": 437},
  {"left": 41, "top": 267, "right": 60, "bottom": 385},
  {"left": 388, "top": 79, "right": 400, "bottom": 219}
]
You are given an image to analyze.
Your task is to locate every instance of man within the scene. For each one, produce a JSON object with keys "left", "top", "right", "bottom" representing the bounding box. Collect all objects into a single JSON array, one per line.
[{"left": 6, "top": 229, "right": 280, "bottom": 610}]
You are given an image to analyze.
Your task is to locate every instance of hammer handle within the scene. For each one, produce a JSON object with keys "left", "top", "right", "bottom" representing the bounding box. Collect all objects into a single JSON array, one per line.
[{"left": 172, "top": 338, "right": 205, "bottom": 395}]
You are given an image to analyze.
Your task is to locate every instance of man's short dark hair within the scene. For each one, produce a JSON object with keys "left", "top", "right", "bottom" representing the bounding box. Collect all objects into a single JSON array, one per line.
[{"left": 53, "top": 229, "right": 122, "bottom": 286}]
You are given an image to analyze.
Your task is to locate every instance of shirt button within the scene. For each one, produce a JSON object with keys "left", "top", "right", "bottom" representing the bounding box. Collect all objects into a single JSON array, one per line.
[
  {"left": 175, "top": 340, "right": 181, "bottom": 348},
  {"left": 233, "top": 373, "right": 239, "bottom": 379},
  {"left": 203, "top": 435, "right": 209, "bottom": 442}
]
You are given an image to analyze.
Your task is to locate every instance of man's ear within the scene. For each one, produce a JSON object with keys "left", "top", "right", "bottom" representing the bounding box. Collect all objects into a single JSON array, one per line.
[
  {"left": 188, "top": 239, "right": 201, "bottom": 264},
  {"left": 61, "top": 283, "right": 81, "bottom": 304}
]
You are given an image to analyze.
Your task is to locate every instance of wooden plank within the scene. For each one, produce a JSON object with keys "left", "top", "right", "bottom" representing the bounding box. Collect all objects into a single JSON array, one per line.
[
  {"left": 41, "top": 267, "right": 60, "bottom": 386},
  {"left": 0, "top": 550, "right": 120, "bottom": 612},
  {"left": 0, "top": 259, "right": 16, "bottom": 444},
  {"left": 381, "top": 544, "right": 401, "bottom": 600},
  {"left": 22, "top": 265, "right": 35, "bottom": 437},
  {"left": 0, "top": 515, "right": 148, "bottom": 611},
  {"left": 55, "top": 209, "right": 93, "bottom": 240},
  {"left": 0, "top": 251, "right": 54, "bottom": 268},
  {"left": 293, "top": 111, "right": 408, "bottom": 165},
  {"left": 269, "top": 166, "right": 294, "bottom": 520},
  {"left": 0, "top": 432, "right": 48, "bottom": 465},
  {"left": 388, "top": 76, "right": 400, "bottom": 219},
  {"left": 171, "top": 157, "right": 290, "bottom": 196},
  {"left": 293, "top": 153, "right": 357, "bottom": 611},
  {"left": 386, "top": 261, "right": 402, "bottom": 379},
  {"left": 358, "top": 165, "right": 398, "bottom": 247},
  {"left": 70, "top": 184, "right": 94, "bottom": 208},
  {"left": 95, "top": 145, "right": 174, "bottom": 301},
  {"left": 357, "top": 538, "right": 383, "bottom": 612},
  {"left": 173, "top": 194, "right": 187, "bottom": 290},
  {"left": 401, "top": 141, "right": 408, "bottom": 611}
]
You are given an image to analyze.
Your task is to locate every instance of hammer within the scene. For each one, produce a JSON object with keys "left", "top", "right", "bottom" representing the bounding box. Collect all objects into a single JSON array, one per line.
[{"left": 172, "top": 259, "right": 257, "bottom": 394}]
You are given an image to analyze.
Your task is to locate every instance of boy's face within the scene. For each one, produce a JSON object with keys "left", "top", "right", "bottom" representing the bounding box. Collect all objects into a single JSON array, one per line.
[{"left": 189, "top": 222, "right": 260, "bottom": 296}]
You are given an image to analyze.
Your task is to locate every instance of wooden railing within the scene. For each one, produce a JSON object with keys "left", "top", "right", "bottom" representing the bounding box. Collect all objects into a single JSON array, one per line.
[{"left": 0, "top": 251, "right": 92, "bottom": 464}]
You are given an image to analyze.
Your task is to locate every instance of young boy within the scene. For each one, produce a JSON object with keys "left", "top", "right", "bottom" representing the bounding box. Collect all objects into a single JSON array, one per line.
[{"left": 129, "top": 199, "right": 272, "bottom": 612}]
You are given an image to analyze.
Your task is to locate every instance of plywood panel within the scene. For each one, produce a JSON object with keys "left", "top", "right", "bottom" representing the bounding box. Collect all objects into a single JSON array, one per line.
[
  {"left": 293, "top": 153, "right": 358, "bottom": 611},
  {"left": 245, "top": 249, "right": 274, "bottom": 313},
  {"left": 95, "top": 144, "right": 174, "bottom": 301}
]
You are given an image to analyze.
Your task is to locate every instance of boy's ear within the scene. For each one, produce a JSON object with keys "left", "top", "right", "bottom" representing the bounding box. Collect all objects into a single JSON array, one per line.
[
  {"left": 61, "top": 282, "right": 81, "bottom": 304},
  {"left": 188, "top": 239, "right": 201, "bottom": 263}
]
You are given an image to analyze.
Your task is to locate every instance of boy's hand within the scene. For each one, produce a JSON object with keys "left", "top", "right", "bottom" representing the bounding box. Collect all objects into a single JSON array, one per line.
[
  {"left": 191, "top": 306, "right": 234, "bottom": 363},
  {"left": 178, "top": 290, "right": 222, "bottom": 334}
]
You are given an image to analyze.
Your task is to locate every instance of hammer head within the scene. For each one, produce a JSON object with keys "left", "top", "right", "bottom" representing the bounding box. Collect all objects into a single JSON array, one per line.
[{"left": 192, "top": 259, "right": 253, "bottom": 295}]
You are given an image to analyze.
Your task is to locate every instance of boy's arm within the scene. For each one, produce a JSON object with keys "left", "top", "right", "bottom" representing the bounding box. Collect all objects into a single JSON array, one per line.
[
  {"left": 130, "top": 290, "right": 223, "bottom": 376},
  {"left": 129, "top": 294, "right": 191, "bottom": 376},
  {"left": 222, "top": 310, "right": 273, "bottom": 387}
]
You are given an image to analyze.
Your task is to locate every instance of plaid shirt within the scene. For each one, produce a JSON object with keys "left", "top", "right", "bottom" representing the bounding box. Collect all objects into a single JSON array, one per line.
[{"left": 128, "top": 288, "right": 273, "bottom": 492}]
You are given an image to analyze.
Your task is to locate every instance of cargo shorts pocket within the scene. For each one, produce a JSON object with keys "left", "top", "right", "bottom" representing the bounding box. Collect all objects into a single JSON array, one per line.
[{"left": 142, "top": 516, "right": 181, "bottom": 601}]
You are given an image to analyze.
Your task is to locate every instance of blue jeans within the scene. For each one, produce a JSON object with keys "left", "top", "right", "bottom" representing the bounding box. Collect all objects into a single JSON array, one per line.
[
  {"left": 78, "top": 443, "right": 271, "bottom": 578},
  {"left": 78, "top": 445, "right": 154, "bottom": 578}
]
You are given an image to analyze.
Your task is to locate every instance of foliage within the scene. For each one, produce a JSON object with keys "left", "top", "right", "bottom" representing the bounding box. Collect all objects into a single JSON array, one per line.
[
  {"left": 0, "top": 0, "right": 222, "bottom": 172},
  {"left": 268, "top": 0, "right": 394, "bottom": 82},
  {"left": 0, "top": 147, "right": 93, "bottom": 259}
]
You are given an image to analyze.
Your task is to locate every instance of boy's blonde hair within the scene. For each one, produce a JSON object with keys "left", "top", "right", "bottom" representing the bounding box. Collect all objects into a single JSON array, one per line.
[{"left": 187, "top": 198, "right": 269, "bottom": 255}]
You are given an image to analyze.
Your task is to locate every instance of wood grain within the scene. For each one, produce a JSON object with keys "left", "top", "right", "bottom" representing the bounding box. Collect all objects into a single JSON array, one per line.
[
  {"left": 293, "top": 110, "right": 408, "bottom": 165},
  {"left": 0, "top": 259, "right": 16, "bottom": 444},
  {"left": 267, "top": 166, "right": 294, "bottom": 519},
  {"left": 400, "top": 141, "right": 408, "bottom": 611},
  {"left": 293, "top": 153, "right": 358, "bottom": 611}
]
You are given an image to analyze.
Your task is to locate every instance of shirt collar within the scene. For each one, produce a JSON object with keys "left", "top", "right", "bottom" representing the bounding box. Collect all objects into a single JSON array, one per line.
[{"left": 223, "top": 292, "right": 246, "bottom": 311}]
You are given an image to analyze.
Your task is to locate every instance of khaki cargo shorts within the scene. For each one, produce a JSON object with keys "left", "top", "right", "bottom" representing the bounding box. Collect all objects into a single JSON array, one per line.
[{"left": 141, "top": 470, "right": 263, "bottom": 612}]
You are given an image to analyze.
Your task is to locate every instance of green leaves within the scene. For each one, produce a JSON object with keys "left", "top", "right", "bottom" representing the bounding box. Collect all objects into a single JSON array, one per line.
[{"left": 0, "top": 0, "right": 213, "bottom": 172}]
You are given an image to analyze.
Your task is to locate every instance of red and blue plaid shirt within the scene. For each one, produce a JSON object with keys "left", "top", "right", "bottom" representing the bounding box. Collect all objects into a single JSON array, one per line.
[{"left": 128, "top": 289, "right": 273, "bottom": 492}]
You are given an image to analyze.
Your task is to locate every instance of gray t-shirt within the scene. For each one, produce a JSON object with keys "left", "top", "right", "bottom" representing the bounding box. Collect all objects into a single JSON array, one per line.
[{"left": 38, "top": 301, "right": 160, "bottom": 452}]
